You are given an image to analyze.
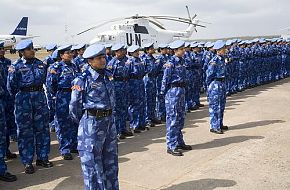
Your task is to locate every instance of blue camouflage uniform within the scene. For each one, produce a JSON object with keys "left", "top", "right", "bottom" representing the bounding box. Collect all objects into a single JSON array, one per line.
[
  {"left": 156, "top": 47, "right": 168, "bottom": 120},
  {"left": 0, "top": 56, "right": 17, "bottom": 153},
  {"left": 191, "top": 48, "right": 203, "bottom": 107},
  {"left": 161, "top": 41, "right": 187, "bottom": 151},
  {"left": 107, "top": 53, "right": 130, "bottom": 135},
  {"left": 70, "top": 44, "right": 119, "bottom": 190},
  {"left": 127, "top": 45, "right": 146, "bottom": 130},
  {"left": 46, "top": 49, "right": 79, "bottom": 155},
  {"left": 141, "top": 47, "right": 162, "bottom": 126},
  {"left": 184, "top": 49, "right": 194, "bottom": 111},
  {"left": 7, "top": 42, "right": 50, "bottom": 165},
  {"left": 0, "top": 63, "right": 8, "bottom": 175},
  {"left": 74, "top": 55, "right": 87, "bottom": 72},
  {"left": 73, "top": 44, "right": 87, "bottom": 73},
  {"left": 206, "top": 41, "right": 227, "bottom": 131}
]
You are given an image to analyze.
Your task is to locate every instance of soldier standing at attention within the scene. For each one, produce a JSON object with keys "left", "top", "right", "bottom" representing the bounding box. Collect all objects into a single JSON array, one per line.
[
  {"left": 206, "top": 40, "right": 229, "bottom": 134},
  {"left": 70, "top": 44, "right": 119, "bottom": 190},
  {"left": 7, "top": 40, "right": 53, "bottom": 174},
  {"left": 161, "top": 40, "right": 192, "bottom": 157}
]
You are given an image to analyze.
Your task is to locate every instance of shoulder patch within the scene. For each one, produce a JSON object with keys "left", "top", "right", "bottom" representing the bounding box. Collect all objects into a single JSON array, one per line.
[
  {"left": 8, "top": 66, "right": 15, "bottom": 73},
  {"left": 49, "top": 69, "right": 57, "bottom": 74},
  {"left": 163, "top": 63, "right": 172, "bottom": 68},
  {"left": 71, "top": 85, "right": 82, "bottom": 91}
]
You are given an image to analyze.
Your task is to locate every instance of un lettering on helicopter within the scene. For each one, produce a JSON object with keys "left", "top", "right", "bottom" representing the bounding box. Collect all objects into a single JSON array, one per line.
[{"left": 76, "top": 6, "right": 209, "bottom": 48}]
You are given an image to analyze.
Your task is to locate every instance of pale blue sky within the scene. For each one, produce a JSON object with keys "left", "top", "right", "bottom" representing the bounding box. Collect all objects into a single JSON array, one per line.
[{"left": 1, "top": 0, "right": 289, "bottom": 45}]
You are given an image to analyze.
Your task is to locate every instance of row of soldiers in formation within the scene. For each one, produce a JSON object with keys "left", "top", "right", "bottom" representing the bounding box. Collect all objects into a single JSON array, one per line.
[{"left": 0, "top": 37, "right": 290, "bottom": 189}]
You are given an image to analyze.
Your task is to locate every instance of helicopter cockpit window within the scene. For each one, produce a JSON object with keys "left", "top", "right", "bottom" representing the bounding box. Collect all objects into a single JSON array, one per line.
[{"left": 133, "top": 24, "right": 149, "bottom": 34}]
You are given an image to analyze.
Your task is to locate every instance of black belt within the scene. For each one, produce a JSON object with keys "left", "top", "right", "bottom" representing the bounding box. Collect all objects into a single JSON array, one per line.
[
  {"left": 148, "top": 74, "right": 158, "bottom": 78},
  {"left": 186, "top": 67, "right": 194, "bottom": 70},
  {"left": 171, "top": 82, "right": 186, "bottom": 88},
  {"left": 130, "top": 76, "right": 143, "bottom": 80},
  {"left": 114, "top": 77, "right": 128, "bottom": 81},
  {"left": 20, "top": 86, "right": 43, "bottom": 92},
  {"left": 86, "top": 109, "right": 113, "bottom": 118},
  {"left": 214, "top": 78, "right": 225, "bottom": 82},
  {"left": 58, "top": 88, "right": 72, "bottom": 92}
]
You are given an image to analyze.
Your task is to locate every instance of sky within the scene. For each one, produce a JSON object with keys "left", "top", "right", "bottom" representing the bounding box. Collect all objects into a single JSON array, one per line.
[{"left": 1, "top": 0, "right": 290, "bottom": 46}]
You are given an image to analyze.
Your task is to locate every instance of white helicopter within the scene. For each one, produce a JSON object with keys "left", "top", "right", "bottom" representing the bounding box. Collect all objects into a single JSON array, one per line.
[{"left": 76, "top": 6, "right": 208, "bottom": 47}]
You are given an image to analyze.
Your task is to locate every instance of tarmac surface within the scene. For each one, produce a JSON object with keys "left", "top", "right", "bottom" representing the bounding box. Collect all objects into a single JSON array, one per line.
[{"left": 1, "top": 52, "right": 290, "bottom": 190}]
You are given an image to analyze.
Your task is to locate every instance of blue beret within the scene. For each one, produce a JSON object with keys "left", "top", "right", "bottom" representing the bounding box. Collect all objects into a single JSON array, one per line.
[
  {"left": 238, "top": 40, "right": 246, "bottom": 45},
  {"left": 112, "top": 44, "right": 125, "bottom": 51},
  {"left": 127, "top": 45, "right": 140, "bottom": 53},
  {"left": 225, "top": 40, "right": 233, "bottom": 46},
  {"left": 71, "top": 45, "right": 77, "bottom": 51},
  {"left": 51, "top": 49, "right": 59, "bottom": 59},
  {"left": 46, "top": 44, "right": 57, "bottom": 51},
  {"left": 15, "top": 39, "right": 33, "bottom": 50},
  {"left": 0, "top": 42, "right": 4, "bottom": 48},
  {"left": 57, "top": 45, "right": 72, "bottom": 52},
  {"left": 252, "top": 38, "right": 259, "bottom": 43},
  {"left": 184, "top": 42, "right": 191, "bottom": 47},
  {"left": 259, "top": 38, "right": 266, "bottom": 43},
  {"left": 83, "top": 44, "right": 105, "bottom": 59},
  {"left": 143, "top": 42, "right": 154, "bottom": 49},
  {"left": 158, "top": 43, "right": 168, "bottom": 48},
  {"left": 205, "top": 42, "right": 214, "bottom": 48},
  {"left": 74, "top": 43, "right": 86, "bottom": 50},
  {"left": 190, "top": 42, "right": 198, "bottom": 48},
  {"left": 169, "top": 40, "right": 185, "bottom": 49},
  {"left": 197, "top": 42, "right": 204, "bottom": 48},
  {"left": 105, "top": 44, "right": 112, "bottom": 48},
  {"left": 213, "top": 40, "right": 225, "bottom": 50}
]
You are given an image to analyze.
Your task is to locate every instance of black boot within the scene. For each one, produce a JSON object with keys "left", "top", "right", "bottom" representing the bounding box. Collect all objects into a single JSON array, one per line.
[
  {"left": 62, "top": 153, "right": 73, "bottom": 160},
  {"left": 167, "top": 149, "right": 183, "bottom": 156},
  {"left": 6, "top": 151, "right": 17, "bottom": 160},
  {"left": 24, "top": 164, "right": 35, "bottom": 174},
  {"left": 36, "top": 160, "right": 53, "bottom": 168},
  {"left": 0, "top": 172, "right": 17, "bottom": 182}
]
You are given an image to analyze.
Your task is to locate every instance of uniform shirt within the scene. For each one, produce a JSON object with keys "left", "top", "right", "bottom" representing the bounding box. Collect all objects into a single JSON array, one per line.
[
  {"left": 161, "top": 55, "right": 187, "bottom": 94},
  {"left": 184, "top": 51, "right": 194, "bottom": 70},
  {"left": 206, "top": 55, "right": 226, "bottom": 86},
  {"left": 0, "top": 65, "right": 5, "bottom": 97},
  {"left": 126, "top": 56, "right": 146, "bottom": 78},
  {"left": 156, "top": 54, "right": 168, "bottom": 74},
  {"left": 0, "top": 57, "right": 12, "bottom": 78},
  {"left": 46, "top": 61, "right": 78, "bottom": 96},
  {"left": 43, "top": 55, "right": 54, "bottom": 68},
  {"left": 69, "top": 66, "right": 115, "bottom": 123},
  {"left": 106, "top": 56, "right": 129, "bottom": 79},
  {"left": 141, "top": 53, "right": 162, "bottom": 76},
  {"left": 74, "top": 55, "right": 87, "bottom": 72},
  {"left": 7, "top": 57, "right": 47, "bottom": 96},
  {"left": 105, "top": 54, "right": 113, "bottom": 64}
]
